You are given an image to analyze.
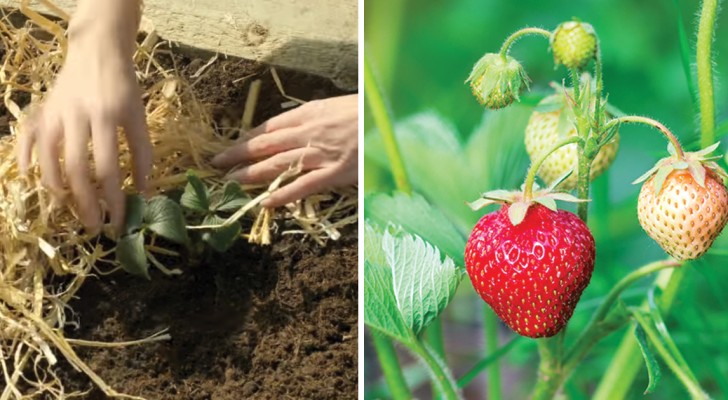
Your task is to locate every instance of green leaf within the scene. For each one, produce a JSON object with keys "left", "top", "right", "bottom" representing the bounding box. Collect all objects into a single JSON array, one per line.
[
  {"left": 647, "top": 287, "right": 697, "bottom": 381},
  {"left": 634, "top": 324, "right": 662, "bottom": 394},
  {"left": 384, "top": 230, "right": 460, "bottom": 336},
  {"left": 181, "top": 171, "right": 210, "bottom": 212},
  {"left": 507, "top": 202, "right": 529, "bottom": 225},
  {"left": 365, "top": 222, "right": 387, "bottom": 267},
  {"left": 365, "top": 108, "right": 531, "bottom": 231},
  {"left": 364, "top": 259, "right": 412, "bottom": 344},
  {"left": 212, "top": 181, "right": 250, "bottom": 212},
  {"left": 116, "top": 232, "right": 149, "bottom": 279},
  {"left": 124, "top": 194, "right": 146, "bottom": 235},
  {"left": 365, "top": 191, "right": 467, "bottom": 267},
  {"left": 202, "top": 214, "right": 241, "bottom": 252},
  {"left": 144, "top": 196, "right": 189, "bottom": 245}
]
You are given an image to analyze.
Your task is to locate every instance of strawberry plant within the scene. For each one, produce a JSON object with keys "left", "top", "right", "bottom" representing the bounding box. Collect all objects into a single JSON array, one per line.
[
  {"left": 364, "top": 1, "right": 727, "bottom": 398},
  {"left": 116, "top": 170, "right": 251, "bottom": 278}
]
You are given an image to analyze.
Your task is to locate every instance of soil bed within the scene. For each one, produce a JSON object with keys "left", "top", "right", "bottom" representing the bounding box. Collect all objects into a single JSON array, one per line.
[{"left": 47, "top": 51, "right": 358, "bottom": 399}]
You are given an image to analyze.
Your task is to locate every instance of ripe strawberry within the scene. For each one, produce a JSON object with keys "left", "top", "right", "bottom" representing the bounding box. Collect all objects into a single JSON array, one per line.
[
  {"left": 635, "top": 143, "right": 728, "bottom": 260},
  {"left": 551, "top": 21, "right": 597, "bottom": 70},
  {"left": 465, "top": 192, "right": 595, "bottom": 338},
  {"left": 525, "top": 94, "right": 619, "bottom": 190},
  {"left": 466, "top": 53, "right": 530, "bottom": 109}
]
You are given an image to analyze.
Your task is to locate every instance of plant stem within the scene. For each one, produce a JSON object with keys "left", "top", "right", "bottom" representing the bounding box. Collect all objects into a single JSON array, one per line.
[
  {"left": 523, "top": 136, "right": 582, "bottom": 200},
  {"left": 499, "top": 27, "right": 552, "bottom": 59},
  {"left": 631, "top": 311, "right": 709, "bottom": 399},
  {"left": 697, "top": 0, "right": 718, "bottom": 147},
  {"left": 564, "top": 260, "right": 681, "bottom": 365},
  {"left": 532, "top": 335, "right": 564, "bottom": 400},
  {"left": 364, "top": 52, "right": 412, "bottom": 194},
  {"left": 412, "top": 340, "right": 463, "bottom": 400},
  {"left": 592, "top": 267, "right": 687, "bottom": 399},
  {"left": 425, "top": 320, "right": 447, "bottom": 398},
  {"left": 484, "top": 308, "right": 502, "bottom": 400},
  {"left": 371, "top": 332, "right": 412, "bottom": 400},
  {"left": 457, "top": 337, "right": 522, "bottom": 388},
  {"left": 593, "top": 47, "right": 604, "bottom": 133},
  {"left": 570, "top": 68, "right": 582, "bottom": 109},
  {"left": 607, "top": 116, "right": 686, "bottom": 159}
]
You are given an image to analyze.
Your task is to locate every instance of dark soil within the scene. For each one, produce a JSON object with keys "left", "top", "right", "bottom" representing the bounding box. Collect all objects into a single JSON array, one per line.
[{"left": 48, "top": 49, "right": 357, "bottom": 399}]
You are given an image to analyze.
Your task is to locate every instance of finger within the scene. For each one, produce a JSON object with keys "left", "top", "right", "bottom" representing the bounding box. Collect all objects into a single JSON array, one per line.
[
  {"left": 63, "top": 113, "right": 101, "bottom": 233},
  {"left": 16, "top": 114, "right": 39, "bottom": 174},
  {"left": 212, "top": 126, "right": 304, "bottom": 168},
  {"left": 262, "top": 167, "right": 338, "bottom": 208},
  {"left": 92, "top": 117, "right": 125, "bottom": 232},
  {"left": 123, "top": 103, "right": 153, "bottom": 193},
  {"left": 246, "top": 103, "right": 307, "bottom": 136},
  {"left": 228, "top": 147, "right": 323, "bottom": 184},
  {"left": 36, "top": 115, "right": 65, "bottom": 196}
]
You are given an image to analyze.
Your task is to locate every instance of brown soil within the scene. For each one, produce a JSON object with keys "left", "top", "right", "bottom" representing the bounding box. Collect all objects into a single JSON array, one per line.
[{"left": 47, "top": 50, "right": 358, "bottom": 399}]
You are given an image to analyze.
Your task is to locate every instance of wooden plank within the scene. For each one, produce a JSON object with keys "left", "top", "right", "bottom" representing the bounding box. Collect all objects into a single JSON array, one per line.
[{"left": 1, "top": 0, "right": 358, "bottom": 89}]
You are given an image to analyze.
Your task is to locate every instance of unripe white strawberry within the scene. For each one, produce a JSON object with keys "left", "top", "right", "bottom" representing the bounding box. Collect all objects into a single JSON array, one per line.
[{"left": 524, "top": 95, "right": 619, "bottom": 190}]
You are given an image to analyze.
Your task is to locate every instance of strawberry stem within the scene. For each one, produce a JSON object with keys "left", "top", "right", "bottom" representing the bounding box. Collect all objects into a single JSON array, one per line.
[
  {"left": 697, "top": 0, "right": 717, "bottom": 147},
  {"left": 608, "top": 116, "right": 686, "bottom": 159},
  {"left": 498, "top": 27, "right": 552, "bottom": 60},
  {"left": 523, "top": 136, "right": 582, "bottom": 200}
]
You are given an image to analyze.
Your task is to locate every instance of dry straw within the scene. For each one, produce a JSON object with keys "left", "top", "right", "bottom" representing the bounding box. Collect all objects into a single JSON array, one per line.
[{"left": 0, "top": 1, "right": 356, "bottom": 398}]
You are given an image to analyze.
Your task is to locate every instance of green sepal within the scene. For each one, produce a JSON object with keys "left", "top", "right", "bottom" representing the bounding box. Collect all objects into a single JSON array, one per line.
[{"left": 507, "top": 201, "right": 530, "bottom": 226}]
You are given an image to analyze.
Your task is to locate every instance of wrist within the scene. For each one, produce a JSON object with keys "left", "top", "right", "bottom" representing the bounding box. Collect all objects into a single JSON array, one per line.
[{"left": 68, "top": 0, "right": 141, "bottom": 56}]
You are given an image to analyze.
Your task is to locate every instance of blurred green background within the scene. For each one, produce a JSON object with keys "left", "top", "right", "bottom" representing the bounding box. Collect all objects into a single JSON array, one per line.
[{"left": 364, "top": 0, "right": 728, "bottom": 399}]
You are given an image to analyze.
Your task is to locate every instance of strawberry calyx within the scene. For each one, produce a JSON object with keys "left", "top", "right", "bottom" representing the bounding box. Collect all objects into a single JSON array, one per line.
[
  {"left": 468, "top": 171, "right": 588, "bottom": 226},
  {"left": 633, "top": 142, "right": 728, "bottom": 195}
]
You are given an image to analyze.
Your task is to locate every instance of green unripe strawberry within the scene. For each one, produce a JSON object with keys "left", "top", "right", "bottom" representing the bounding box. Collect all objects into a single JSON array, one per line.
[
  {"left": 551, "top": 21, "right": 597, "bottom": 70},
  {"left": 466, "top": 53, "right": 529, "bottom": 109},
  {"left": 525, "top": 95, "right": 619, "bottom": 190}
]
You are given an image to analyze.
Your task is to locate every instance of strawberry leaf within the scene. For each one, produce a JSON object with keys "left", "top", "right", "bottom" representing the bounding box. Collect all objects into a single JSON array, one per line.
[
  {"left": 651, "top": 166, "right": 672, "bottom": 196},
  {"left": 144, "top": 196, "right": 190, "bottom": 245},
  {"left": 202, "top": 214, "right": 241, "bottom": 252},
  {"left": 116, "top": 232, "right": 149, "bottom": 279},
  {"left": 634, "top": 324, "right": 662, "bottom": 394},
  {"left": 124, "top": 194, "right": 146, "bottom": 236},
  {"left": 213, "top": 181, "right": 250, "bottom": 212},
  {"left": 507, "top": 202, "right": 529, "bottom": 226},
  {"left": 181, "top": 171, "right": 210, "bottom": 212},
  {"left": 384, "top": 230, "right": 460, "bottom": 336}
]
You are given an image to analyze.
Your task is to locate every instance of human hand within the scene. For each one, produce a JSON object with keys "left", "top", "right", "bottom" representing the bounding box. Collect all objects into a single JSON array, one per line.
[
  {"left": 16, "top": 1, "right": 151, "bottom": 235},
  {"left": 212, "top": 94, "right": 358, "bottom": 208}
]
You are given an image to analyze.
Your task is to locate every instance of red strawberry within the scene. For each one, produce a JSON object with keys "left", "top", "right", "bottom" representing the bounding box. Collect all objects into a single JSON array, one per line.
[{"left": 465, "top": 203, "right": 595, "bottom": 338}]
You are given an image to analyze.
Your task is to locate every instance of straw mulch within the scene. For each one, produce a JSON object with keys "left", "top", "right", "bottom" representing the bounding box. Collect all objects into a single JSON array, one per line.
[{"left": 0, "top": 2, "right": 356, "bottom": 398}]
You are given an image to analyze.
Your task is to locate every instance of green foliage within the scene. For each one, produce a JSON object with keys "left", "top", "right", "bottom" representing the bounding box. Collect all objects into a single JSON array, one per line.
[
  {"left": 634, "top": 324, "right": 662, "bottom": 394},
  {"left": 115, "top": 171, "right": 251, "bottom": 277}
]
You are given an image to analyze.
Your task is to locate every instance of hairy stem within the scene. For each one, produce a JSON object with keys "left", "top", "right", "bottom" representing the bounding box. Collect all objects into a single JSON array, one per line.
[
  {"left": 371, "top": 333, "right": 412, "bottom": 400},
  {"left": 412, "top": 340, "right": 463, "bottom": 400},
  {"left": 607, "top": 116, "right": 686, "bottom": 159},
  {"left": 697, "top": 0, "right": 718, "bottom": 147},
  {"left": 592, "top": 267, "right": 687, "bottom": 399},
  {"left": 499, "top": 27, "right": 552, "bottom": 59},
  {"left": 523, "top": 136, "right": 582, "bottom": 200},
  {"left": 565, "top": 260, "right": 681, "bottom": 365},
  {"left": 364, "top": 53, "right": 412, "bottom": 194}
]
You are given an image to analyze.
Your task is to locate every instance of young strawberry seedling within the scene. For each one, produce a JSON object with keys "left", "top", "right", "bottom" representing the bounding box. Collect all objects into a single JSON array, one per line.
[{"left": 116, "top": 170, "right": 251, "bottom": 278}]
